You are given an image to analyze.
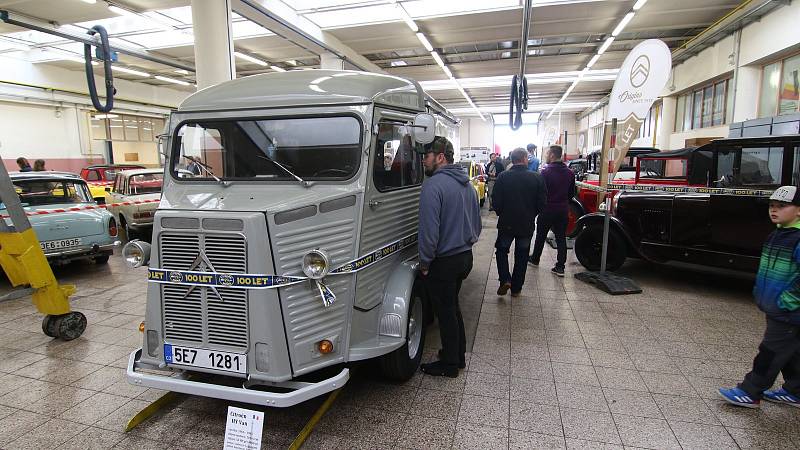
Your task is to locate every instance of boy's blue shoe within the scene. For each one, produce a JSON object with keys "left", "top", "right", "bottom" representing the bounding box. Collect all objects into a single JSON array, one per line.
[
  {"left": 763, "top": 388, "right": 800, "bottom": 408},
  {"left": 718, "top": 387, "right": 761, "bottom": 408}
]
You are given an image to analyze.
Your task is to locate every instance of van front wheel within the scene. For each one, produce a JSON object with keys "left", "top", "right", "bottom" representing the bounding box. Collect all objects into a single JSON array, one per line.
[{"left": 380, "top": 291, "right": 426, "bottom": 381}]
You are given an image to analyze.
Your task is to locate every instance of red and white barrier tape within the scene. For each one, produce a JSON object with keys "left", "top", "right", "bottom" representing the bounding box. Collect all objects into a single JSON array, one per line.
[{"left": 1, "top": 199, "right": 160, "bottom": 219}]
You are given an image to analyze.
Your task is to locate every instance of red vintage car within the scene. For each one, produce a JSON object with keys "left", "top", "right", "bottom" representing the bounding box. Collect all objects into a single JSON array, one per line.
[
  {"left": 570, "top": 147, "right": 658, "bottom": 235},
  {"left": 80, "top": 164, "right": 145, "bottom": 203},
  {"left": 634, "top": 147, "right": 700, "bottom": 186}
]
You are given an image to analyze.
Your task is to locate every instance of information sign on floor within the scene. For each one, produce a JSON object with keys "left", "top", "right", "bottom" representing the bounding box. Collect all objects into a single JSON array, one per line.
[{"left": 223, "top": 406, "right": 264, "bottom": 450}]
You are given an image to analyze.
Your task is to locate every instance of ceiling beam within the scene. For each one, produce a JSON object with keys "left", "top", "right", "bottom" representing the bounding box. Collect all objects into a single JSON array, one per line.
[{"left": 232, "top": 0, "right": 383, "bottom": 73}]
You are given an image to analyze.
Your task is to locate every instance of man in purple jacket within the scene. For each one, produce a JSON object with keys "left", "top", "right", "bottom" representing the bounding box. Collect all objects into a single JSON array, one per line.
[{"left": 529, "top": 145, "right": 576, "bottom": 277}]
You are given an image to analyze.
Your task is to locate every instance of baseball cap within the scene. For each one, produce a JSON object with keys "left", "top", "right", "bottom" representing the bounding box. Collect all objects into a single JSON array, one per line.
[
  {"left": 417, "top": 136, "right": 454, "bottom": 157},
  {"left": 769, "top": 186, "right": 800, "bottom": 205}
]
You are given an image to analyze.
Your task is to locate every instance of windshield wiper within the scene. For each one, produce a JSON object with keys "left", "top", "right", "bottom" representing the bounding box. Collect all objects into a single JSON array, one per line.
[
  {"left": 254, "top": 154, "right": 310, "bottom": 187},
  {"left": 182, "top": 156, "right": 227, "bottom": 187}
]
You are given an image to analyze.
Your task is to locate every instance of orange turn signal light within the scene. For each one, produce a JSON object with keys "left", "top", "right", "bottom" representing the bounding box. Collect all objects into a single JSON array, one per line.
[
  {"left": 138, "top": 321, "right": 146, "bottom": 333},
  {"left": 317, "top": 340, "right": 334, "bottom": 354}
]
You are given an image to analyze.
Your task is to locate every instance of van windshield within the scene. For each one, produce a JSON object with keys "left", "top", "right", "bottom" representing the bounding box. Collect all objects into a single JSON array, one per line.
[{"left": 171, "top": 116, "right": 362, "bottom": 181}]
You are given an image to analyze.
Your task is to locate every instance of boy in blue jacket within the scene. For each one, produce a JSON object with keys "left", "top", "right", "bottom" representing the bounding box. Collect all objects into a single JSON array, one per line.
[{"left": 719, "top": 186, "right": 800, "bottom": 408}]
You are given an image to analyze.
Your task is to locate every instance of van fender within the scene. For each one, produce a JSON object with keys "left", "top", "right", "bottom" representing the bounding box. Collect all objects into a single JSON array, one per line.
[
  {"left": 377, "top": 260, "right": 419, "bottom": 341},
  {"left": 574, "top": 213, "right": 641, "bottom": 257}
]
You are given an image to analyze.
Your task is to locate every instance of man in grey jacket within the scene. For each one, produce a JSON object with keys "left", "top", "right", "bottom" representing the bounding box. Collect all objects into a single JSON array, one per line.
[{"left": 417, "top": 137, "right": 482, "bottom": 377}]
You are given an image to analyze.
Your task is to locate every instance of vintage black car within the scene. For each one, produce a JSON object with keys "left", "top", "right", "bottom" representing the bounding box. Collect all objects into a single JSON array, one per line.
[{"left": 573, "top": 135, "right": 799, "bottom": 272}]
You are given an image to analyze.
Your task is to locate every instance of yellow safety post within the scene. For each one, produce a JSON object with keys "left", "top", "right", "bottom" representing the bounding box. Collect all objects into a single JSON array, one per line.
[{"left": 0, "top": 158, "right": 85, "bottom": 340}]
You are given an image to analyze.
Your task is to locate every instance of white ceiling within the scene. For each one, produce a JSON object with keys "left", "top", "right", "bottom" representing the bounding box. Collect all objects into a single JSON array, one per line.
[{"left": 0, "top": 0, "right": 741, "bottom": 118}]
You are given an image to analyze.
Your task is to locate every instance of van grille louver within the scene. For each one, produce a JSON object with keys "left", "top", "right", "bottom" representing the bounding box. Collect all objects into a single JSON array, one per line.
[{"left": 160, "top": 232, "right": 249, "bottom": 350}]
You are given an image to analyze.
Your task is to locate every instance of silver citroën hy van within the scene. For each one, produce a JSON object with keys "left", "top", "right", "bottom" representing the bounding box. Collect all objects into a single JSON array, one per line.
[{"left": 126, "top": 70, "right": 459, "bottom": 407}]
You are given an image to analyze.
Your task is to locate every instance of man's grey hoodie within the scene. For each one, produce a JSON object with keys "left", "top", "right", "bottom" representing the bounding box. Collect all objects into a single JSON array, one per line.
[{"left": 418, "top": 164, "right": 482, "bottom": 269}]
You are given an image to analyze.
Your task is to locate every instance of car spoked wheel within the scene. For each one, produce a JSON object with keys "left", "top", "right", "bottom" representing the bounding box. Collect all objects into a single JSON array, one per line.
[
  {"left": 380, "top": 290, "right": 426, "bottom": 381},
  {"left": 41, "top": 312, "right": 87, "bottom": 340},
  {"left": 574, "top": 225, "right": 627, "bottom": 271}
]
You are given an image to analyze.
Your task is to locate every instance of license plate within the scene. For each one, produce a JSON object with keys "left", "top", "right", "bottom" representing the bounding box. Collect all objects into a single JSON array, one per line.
[
  {"left": 164, "top": 344, "right": 246, "bottom": 374},
  {"left": 40, "top": 238, "right": 81, "bottom": 251}
]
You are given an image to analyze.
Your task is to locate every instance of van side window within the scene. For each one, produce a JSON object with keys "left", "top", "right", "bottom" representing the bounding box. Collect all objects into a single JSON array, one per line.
[{"left": 373, "top": 122, "right": 423, "bottom": 191}]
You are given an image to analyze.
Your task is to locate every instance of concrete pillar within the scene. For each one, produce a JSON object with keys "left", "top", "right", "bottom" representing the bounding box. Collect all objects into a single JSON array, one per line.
[
  {"left": 320, "top": 53, "right": 345, "bottom": 70},
  {"left": 191, "top": 0, "right": 236, "bottom": 89},
  {"left": 658, "top": 96, "right": 676, "bottom": 149},
  {"left": 733, "top": 65, "right": 760, "bottom": 122}
]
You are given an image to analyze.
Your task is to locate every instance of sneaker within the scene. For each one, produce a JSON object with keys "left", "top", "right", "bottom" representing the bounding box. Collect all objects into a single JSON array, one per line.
[
  {"left": 718, "top": 387, "right": 761, "bottom": 408},
  {"left": 763, "top": 388, "right": 800, "bottom": 408},
  {"left": 528, "top": 258, "right": 539, "bottom": 266},
  {"left": 437, "top": 349, "right": 466, "bottom": 369},
  {"left": 551, "top": 267, "right": 565, "bottom": 277},
  {"left": 497, "top": 282, "right": 511, "bottom": 295},
  {"left": 420, "top": 361, "right": 459, "bottom": 378}
]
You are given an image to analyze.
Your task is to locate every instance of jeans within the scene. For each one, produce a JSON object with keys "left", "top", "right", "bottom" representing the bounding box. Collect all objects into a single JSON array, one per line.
[
  {"left": 530, "top": 211, "right": 568, "bottom": 270},
  {"left": 495, "top": 232, "right": 532, "bottom": 293},
  {"left": 739, "top": 317, "right": 800, "bottom": 399},
  {"left": 425, "top": 250, "right": 473, "bottom": 366}
]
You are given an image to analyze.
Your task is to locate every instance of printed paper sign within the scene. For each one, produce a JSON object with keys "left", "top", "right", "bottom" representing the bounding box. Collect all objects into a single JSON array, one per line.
[{"left": 223, "top": 406, "right": 264, "bottom": 450}]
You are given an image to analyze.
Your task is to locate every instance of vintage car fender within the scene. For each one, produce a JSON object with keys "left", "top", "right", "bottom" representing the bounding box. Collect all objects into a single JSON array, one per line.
[
  {"left": 377, "top": 259, "right": 419, "bottom": 342},
  {"left": 573, "top": 213, "right": 643, "bottom": 259}
]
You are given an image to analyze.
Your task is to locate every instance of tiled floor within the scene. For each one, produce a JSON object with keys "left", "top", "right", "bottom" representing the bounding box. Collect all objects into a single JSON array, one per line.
[{"left": 1, "top": 213, "right": 799, "bottom": 449}]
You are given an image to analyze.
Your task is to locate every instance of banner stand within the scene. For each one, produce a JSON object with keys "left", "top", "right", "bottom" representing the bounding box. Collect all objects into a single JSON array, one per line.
[
  {"left": 573, "top": 39, "right": 671, "bottom": 295},
  {"left": 575, "top": 118, "right": 642, "bottom": 295}
]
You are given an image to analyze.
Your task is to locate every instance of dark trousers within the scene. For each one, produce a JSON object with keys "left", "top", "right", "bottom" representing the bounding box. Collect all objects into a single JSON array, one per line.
[
  {"left": 425, "top": 250, "right": 473, "bottom": 366},
  {"left": 495, "top": 232, "right": 532, "bottom": 293},
  {"left": 739, "top": 317, "right": 800, "bottom": 399},
  {"left": 530, "top": 211, "right": 568, "bottom": 270}
]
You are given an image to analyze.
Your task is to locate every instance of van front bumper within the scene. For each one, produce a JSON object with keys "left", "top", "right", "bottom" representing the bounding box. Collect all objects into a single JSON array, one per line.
[{"left": 126, "top": 349, "right": 349, "bottom": 407}]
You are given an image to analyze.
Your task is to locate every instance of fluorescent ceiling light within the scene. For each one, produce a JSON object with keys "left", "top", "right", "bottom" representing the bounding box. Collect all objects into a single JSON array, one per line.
[
  {"left": 234, "top": 51, "right": 268, "bottom": 66},
  {"left": 416, "top": 33, "right": 433, "bottom": 52},
  {"left": 81, "top": 0, "right": 97, "bottom": 3},
  {"left": 155, "top": 75, "right": 190, "bottom": 85},
  {"left": 419, "top": 69, "right": 620, "bottom": 91},
  {"left": 586, "top": 54, "right": 600, "bottom": 68},
  {"left": 108, "top": 5, "right": 137, "bottom": 17},
  {"left": 112, "top": 66, "right": 150, "bottom": 77},
  {"left": 396, "top": 5, "right": 418, "bottom": 32},
  {"left": 390, "top": 60, "right": 408, "bottom": 67},
  {"left": 597, "top": 37, "right": 615, "bottom": 55},
  {"left": 93, "top": 114, "right": 118, "bottom": 119},
  {"left": 430, "top": 51, "right": 445, "bottom": 68},
  {"left": 612, "top": 12, "right": 635, "bottom": 37},
  {"left": 270, "top": 65, "right": 286, "bottom": 72},
  {"left": 442, "top": 66, "right": 453, "bottom": 78},
  {"left": 633, "top": 0, "right": 648, "bottom": 11}
]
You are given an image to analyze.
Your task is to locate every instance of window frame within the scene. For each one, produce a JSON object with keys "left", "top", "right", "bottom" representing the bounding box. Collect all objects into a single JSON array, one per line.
[
  {"left": 674, "top": 78, "right": 731, "bottom": 132},
  {"left": 759, "top": 52, "right": 800, "bottom": 118},
  {"left": 169, "top": 113, "right": 365, "bottom": 184},
  {"left": 372, "top": 120, "right": 425, "bottom": 193}
]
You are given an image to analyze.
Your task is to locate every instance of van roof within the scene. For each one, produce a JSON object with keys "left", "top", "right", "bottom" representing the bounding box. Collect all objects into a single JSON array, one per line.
[{"left": 179, "top": 70, "right": 426, "bottom": 113}]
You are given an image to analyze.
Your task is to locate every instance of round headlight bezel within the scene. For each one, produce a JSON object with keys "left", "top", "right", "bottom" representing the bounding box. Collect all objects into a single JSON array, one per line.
[
  {"left": 122, "top": 239, "right": 151, "bottom": 268},
  {"left": 302, "top": 249, "right": 330, "bottom": 280}
]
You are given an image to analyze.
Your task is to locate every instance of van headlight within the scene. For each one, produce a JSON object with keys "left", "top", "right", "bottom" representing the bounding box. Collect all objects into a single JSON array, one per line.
[
  {"left": 123, "top": 240, "right": 151, "bottom": 268},
  {"left": 302, "top": 249, "right": 330, "bottom": 279}
]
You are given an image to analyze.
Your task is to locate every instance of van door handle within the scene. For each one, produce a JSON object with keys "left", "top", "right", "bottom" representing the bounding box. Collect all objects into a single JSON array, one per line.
[{"left": 368, "top": 200, "right": 383, "bottom": 208}]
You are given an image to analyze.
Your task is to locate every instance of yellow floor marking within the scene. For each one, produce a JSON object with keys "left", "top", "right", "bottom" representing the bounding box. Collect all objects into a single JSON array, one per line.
[{"left": 287, "top": 388, "right": 343, "bottom": 450}]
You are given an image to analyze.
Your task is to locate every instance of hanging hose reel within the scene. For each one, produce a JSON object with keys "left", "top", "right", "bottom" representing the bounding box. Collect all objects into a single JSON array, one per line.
[
  {"left": 84, "top": 25, "right": 115, "bottom": 113},
  {"left": 509, "top": 0, "right": 533, "bottom": 130}
]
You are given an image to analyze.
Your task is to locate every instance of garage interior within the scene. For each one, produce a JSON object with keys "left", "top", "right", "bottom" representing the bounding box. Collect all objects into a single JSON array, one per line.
[{"left": 1, "top": 0, "right": 800, "bottom": 449}]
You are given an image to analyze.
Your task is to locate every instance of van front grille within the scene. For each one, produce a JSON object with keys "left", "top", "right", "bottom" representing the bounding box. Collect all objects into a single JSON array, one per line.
[{"left": 159, "top": 231, "right": 249, "bottom": 350}]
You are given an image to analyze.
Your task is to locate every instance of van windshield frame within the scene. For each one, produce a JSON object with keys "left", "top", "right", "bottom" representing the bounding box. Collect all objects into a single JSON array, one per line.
[{"left": 170, "top": 115, "right": 363, "bottom": 182}]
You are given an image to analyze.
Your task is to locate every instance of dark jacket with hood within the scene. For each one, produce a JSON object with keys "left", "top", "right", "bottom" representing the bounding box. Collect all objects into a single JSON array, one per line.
[
  {"left": 753, "top": 222, "right": 800, "bottom": 325},
  {"left": 491, "top": 164, "right": 547, "bottom": 236},
  {"left": 418, "top": 164, "right": 482, "bottom": 269}
]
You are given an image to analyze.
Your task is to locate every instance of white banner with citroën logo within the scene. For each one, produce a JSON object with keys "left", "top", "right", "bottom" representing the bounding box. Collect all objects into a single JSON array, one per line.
[{"left": 606, "top": 39, "right": 671, "bottom": 174}]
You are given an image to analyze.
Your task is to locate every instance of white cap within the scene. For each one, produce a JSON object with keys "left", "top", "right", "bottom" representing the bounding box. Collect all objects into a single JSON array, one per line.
[{"left": 769, "top": 186, "right": 800, "bottom": 205}]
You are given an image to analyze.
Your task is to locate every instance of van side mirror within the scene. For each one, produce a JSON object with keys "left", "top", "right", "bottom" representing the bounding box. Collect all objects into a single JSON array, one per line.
[{"left": 412, "top": 113, "right": 435, "bottom": 145}]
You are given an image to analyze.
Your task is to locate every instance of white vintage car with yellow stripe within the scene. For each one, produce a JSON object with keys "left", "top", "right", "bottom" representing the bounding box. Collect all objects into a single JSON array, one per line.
[{"left": 105, "top": 168, "right": 163, "bottom": 240}]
